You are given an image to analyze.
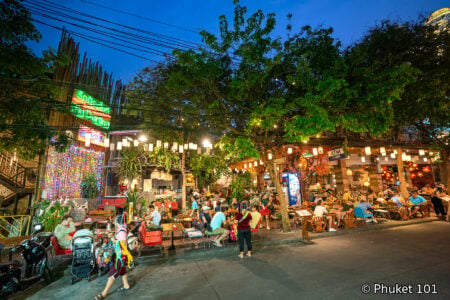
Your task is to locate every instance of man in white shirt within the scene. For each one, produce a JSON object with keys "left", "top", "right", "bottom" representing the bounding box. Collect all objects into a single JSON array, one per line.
[
  {"left": 313, "top": 200, "right": 336, "bottom": 232},
  {"left": 145, "top": 205, "right": 161, "bottom": 230}
]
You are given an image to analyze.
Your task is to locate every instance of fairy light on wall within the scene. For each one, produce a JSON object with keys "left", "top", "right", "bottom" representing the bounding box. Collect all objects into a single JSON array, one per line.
[{"left": 43, "top": 145, "right": 104, "bottom": 200}]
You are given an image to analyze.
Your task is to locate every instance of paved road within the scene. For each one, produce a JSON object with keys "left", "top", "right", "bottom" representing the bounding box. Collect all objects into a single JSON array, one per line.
[{"left": 23, "top": 222, "right": 450, "bottom": 300}]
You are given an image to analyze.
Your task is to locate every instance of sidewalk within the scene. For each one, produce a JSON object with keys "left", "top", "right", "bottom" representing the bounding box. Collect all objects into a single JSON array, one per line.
[{"left": 177, "top": 216, "right": 441, "bottom": 259}]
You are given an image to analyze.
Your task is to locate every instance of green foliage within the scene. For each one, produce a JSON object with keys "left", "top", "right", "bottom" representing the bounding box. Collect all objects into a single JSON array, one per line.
[
  {"left": 117, "top": 146, "right": 144, "bottom": 184},
  {"left": 0, "top": 0, "right": 71, "bottom": 159},
  {"left": 80, "top": 173, "right": 99, "bottom": 199},
  {"left": 32, "top": 200, "right": 74, "bottom": 232},
  {"left": 189, "top": 146, "right": 230, "bottom": 188},
  {"left": 147, "top": 146, "right": 180, "bottom": 172},
  {"left": 230, "top": 171, "right": 252, "bottom": 200},
  {"left": 125, "top": 188, "right": 145, "bottom": 213}
]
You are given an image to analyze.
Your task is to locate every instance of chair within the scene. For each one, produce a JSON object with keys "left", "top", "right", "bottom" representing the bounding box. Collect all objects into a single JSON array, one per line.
[
  {"left": 354, "top": 207, "right": 372, "bottom": 226},
  {"left": 205, "top": 230, "right": 226, "bottom": 248},
  {"left": 139, "top": 222, "right": 163, "bottom": 255},
  {"left": 50, "top": 235, "right": 73, "bottom": 256},
  {"left": 342, "top": 213, "right": 356, "bottom": 229},
  {"left": 309, "top": 216, "right": 326, "bottom": 232},
  {"left": 251, "top": 217, "right": 262, "bottom": 241}
]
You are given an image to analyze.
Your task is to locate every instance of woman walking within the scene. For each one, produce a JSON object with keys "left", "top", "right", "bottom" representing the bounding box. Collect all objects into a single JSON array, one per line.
[{"left": 236, "top": 201, "right": 252, "bottom": 258}]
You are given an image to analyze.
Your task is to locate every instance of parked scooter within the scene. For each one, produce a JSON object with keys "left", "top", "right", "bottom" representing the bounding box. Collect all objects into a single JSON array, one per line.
[{"left": 0, "top": 224, "right": 52, "bottom": 299}]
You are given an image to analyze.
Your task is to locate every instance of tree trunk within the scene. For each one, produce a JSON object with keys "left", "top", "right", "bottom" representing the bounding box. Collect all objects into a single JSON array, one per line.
[
  {"left": 265, "top": 159, "right": 291, "bottom": 232},
  {"left": 181, "top": 149, "right": 187, "bottom": 211},
  {"left": 442, "top": 149, "right": 450, "bottom": 190},
  {"left": 395, "top": 147, "right": 409, "bottom": 200}
]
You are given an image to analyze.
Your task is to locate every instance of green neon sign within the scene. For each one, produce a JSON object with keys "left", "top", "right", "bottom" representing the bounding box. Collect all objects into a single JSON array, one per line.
[{"left": 71, "top": 89, "right": 111, "bottom": 129}]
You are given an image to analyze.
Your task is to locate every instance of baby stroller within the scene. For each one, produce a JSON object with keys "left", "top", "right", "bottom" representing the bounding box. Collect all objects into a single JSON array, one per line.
[{"left": 71, "top": 229, "right": 95, "bottom": 284}]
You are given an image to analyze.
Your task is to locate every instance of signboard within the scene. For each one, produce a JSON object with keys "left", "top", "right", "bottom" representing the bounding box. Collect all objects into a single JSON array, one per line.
[
  {"left": 328, "top": 147, "right": 347, "bottom": 161},
  {"left": 77, "top": 125, "right": 106, "bottom": 147},
  {"left": 71, "top": 89, "right": 111, "bottom": 129}
]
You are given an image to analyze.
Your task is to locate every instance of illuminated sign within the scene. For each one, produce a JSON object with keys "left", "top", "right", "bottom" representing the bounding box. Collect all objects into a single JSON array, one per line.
[
  {"left": 77, "top": 125, "right": 106, "bottom": 147},
  {"left": 426, "top": 8, "right": 450, "bottom": 24},
  {"left": 71, "top": 89, "right": 111, "bottom": 129}
]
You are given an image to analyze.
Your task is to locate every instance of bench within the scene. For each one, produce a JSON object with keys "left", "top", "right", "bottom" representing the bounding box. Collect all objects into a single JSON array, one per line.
[{"left": 139, "top": 222, "right": 163, "bottom": 255}]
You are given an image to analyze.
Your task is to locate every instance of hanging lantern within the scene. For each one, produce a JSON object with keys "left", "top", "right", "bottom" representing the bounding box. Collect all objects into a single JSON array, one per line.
[
  {"left": 184, "top": 144, "right": 188, "bottom": 150},
  {"left": 423, "top": 157, "right": 428, "bottom": 162},
  {"left": 254, "top": 161, "right": 258, "bottom": 167},
  {"left": 419, "top": 149, "right": 425, "bottom": 156},
  {"left": 390, "top": 153, "right": 396, "bottom": 158},
  {"left": 156, "top": 140, "right": 162, "bottom": 147},
  {"left": 380, "top": 147, "right": 386, "bottom": 155},
  {"left": 104, "top": 138, "right": 110, "bottom": 148},
  {"left": 117, "top": 142, "right": 122, "bottom": 150},
  {"left": 244, "top": 163, "right": 247, "bottom": 169},
  {"left": 346, "top": 169, "right": 353, "bottom": 176},
  {"left": 109, "top": 143, "right": 115, "bottom": 151},
  {"left": 163, "top": 142, "right": 169, "bottom": 149},
  {"left": 384, "top": 157, "right": 388, "bottom": 161},
  {"left": 393, "top": 149, "right": 398, "bottom": 154},
  {"left": 122, "top": 137, "right": 127, "bottom": 145},
  {"left": 429, "top": 151, "right": 434, "bottom": 156},
  {"left": 134, "top": 140, "right": 139, "bottom": 147},
  {"left": 318, "top": 146, "right": 324, "bottom": 154},
  {"left": 312, "top": 148, "right": 318, "bottom": 156},
  {"left": 179, "top": 145, "right": 184, "bottom": 153},
  {"left": 193, "top": 144, "right": 198, "bottom": 150},
  {"left": 361, "top": 156, "right": 366, "bottom": 163},
  {"left": 148, "top": 143, "right": 154, "bottom": 152},
  {"left": 402, "top": 153, "right": 407, "bottom": 161},
  {"left": 287, "top": 147, "right": 293, "bottom": 154},
  {"left": 364, "top": 146, "right": 371, "bottom": 155},
  {"left": 173, "top": 142, "right": 178, "bottom": 149},
  {"left": 259, "top": 160, "right": 263, "bottom": 165},
  {"left": 268, "top": 153, "right": 273, "bottom": 160}
]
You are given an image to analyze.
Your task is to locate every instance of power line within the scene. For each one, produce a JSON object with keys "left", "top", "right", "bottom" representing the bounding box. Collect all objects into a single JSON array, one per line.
[
  {"left": 33, "top": 19, "right": 162, "bottom": 64},
  {"left": 78, "top": 0, "right": 200, "bottom": 34},
  {"left": 26, "top": 0, "right": 201, "bottom": 50},
  {"left": 25, "top": 0, "right": 243, "bottom": 65}
]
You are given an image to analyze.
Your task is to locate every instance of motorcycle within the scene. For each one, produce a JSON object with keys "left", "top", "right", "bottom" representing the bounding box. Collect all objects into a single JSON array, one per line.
[{"left": 0, "top": 224, "right": 52, "bottom": 298}]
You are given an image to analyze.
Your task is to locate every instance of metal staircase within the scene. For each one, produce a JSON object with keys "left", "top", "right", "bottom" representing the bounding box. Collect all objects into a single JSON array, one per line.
[{"left": 0, "top": 152, "right": 36, "bottom": 207}]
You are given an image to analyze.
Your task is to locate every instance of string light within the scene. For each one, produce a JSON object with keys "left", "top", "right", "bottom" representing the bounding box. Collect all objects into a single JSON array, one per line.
[
  {"left": 43, "top": 145, "right": 104, "bottom": 200},
  {"left": 117, "top": 141, "right": 122, "bottom": 150},
  {"left": 268, "top": 153, "right": 273, "bottom": 160},
  {"left": 419, "top": 149, "right": 425, "bottom": 156},
  {"left": 178, "top": 145, "right": 184, "bottom": 153},
  {"left": 287, "top": 147, "right": 293, "bottom": 154}
]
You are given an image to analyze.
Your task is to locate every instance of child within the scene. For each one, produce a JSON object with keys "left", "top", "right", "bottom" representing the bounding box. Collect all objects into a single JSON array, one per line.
[{"left": 94, "top": 225, "right": 133, "bottom": 299}]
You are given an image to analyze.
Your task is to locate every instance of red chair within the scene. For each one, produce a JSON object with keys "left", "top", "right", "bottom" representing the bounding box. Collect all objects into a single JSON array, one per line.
[
  {"left": 251, "top": 217, "right": 262, "bottom": 241},
  {"left": 170, "top": 202, "right": 179, "bottom": 211},
  {"left": 139, "top": 222, "right": 163, "bottom": 255},
  {"left": 50, "top": 236, "right": 73, "bottom": 255}
]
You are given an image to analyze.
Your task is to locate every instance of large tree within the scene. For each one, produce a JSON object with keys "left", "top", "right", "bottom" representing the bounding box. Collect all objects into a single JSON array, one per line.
[
  {"left": 126, "top": 63, "right": 217, "bottom": 210},
  {"left": 346, "top": 20, "right": 450, "bottom": 190},
  {"left": 159, "top": 2, "right": 416, "bottom": 231},
  {"left": 0, "top": 0, "right": 70, "bottom": 159}
]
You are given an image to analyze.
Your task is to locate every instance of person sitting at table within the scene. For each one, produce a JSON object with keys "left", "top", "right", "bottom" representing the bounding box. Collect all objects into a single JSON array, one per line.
[
  {"left": 409, "top": 190, "right": 427, "bottom": 217},
  {"left": 330, "top": 201, "right": 353, "bottom": 227},
  {"left": 356, "top": 197, "right": 378, "bottom": 223},
  {"left": 199, "top": 206, "right": 212, "bottom": 231},
  {"left": 145, "top": 205, "right": 161, "bottom": 231},
  {"left": 54, "top": 215, "right": 75, "bottom": 249},
  {"left": 250, "top": 205, "right": 262, "bottom": 229},
  {"left": 208, "top": 207, "right": 229, "bottom": 247},
  {"left": 231, "top": 198, "right": 239, "bottom": 209},
  {"left": 313, "top": 200, "right": 337, "bottom": 231}
]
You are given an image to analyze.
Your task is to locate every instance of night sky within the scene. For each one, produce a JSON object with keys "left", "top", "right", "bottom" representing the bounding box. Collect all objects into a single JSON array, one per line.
[{"left": 28, "top": 0, "right": 448, "bottom": 82}]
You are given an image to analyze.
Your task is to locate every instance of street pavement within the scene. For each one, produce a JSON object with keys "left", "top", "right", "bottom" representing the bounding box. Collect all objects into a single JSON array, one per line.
[{"left": 18, "top": 221, "right": 450, "bottom": 300}]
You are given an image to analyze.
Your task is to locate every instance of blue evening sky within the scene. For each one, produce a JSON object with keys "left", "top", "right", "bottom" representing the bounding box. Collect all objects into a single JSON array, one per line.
[{"left": 28, "top": 0, "right": 448, "bottom": 82}]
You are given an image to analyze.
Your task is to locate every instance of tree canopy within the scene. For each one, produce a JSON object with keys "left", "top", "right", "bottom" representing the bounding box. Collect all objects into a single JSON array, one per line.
[{"left": 0, "top": 0, "right": 70, "bottom": 159}]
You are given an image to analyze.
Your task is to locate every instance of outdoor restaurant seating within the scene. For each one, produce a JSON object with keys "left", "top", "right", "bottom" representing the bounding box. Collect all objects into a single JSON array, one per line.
[
  {"left": 309, "top": 216, "right": 326, "bottom": 232},
  {"left": 50, "top": 235, "right": 73, "bottom": 256},
  {"left": 251, "top": 216, "right": 262, "bottom": 241},
  {"left": 353, "top": 207, "right": 372, "bottom": 226},
  {"left": 139, "top": 222, "right": 163, "bottom": 255},
  {"left": 341, "top": 213, "right": 356, "bottom": 229}
]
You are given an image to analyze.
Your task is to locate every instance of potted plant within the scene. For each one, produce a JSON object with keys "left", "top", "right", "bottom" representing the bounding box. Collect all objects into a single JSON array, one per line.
[
  {"left": 126, "top": 189, "right": 146, "bottom": 217},
  {"left": 32, "top": 200, "right": 74, "bottom": 232},
  {"left": 81, "top": 173, "right": 100, "bottom": 210}
]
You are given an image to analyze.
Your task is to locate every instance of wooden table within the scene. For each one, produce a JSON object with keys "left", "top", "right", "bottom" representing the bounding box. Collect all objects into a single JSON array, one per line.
[{"left": 162, "top": 223, "right": 184, "bottom": 250}]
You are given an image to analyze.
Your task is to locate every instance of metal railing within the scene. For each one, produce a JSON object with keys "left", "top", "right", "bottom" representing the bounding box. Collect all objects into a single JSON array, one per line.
[
  {"left": 0, "top": 215, "right": 31, "bottom": 239},
  {"left": 0, "top": 152, "right": 36, "bottom": 189}
]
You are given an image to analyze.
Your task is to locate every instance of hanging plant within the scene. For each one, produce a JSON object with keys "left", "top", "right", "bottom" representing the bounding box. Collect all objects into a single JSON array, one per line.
[
  {"left": 117, "top": 146, "right": 144, "bottom": 185},
  {"left": 147, "top": 147, "right": 180, "bottom": 172}
]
